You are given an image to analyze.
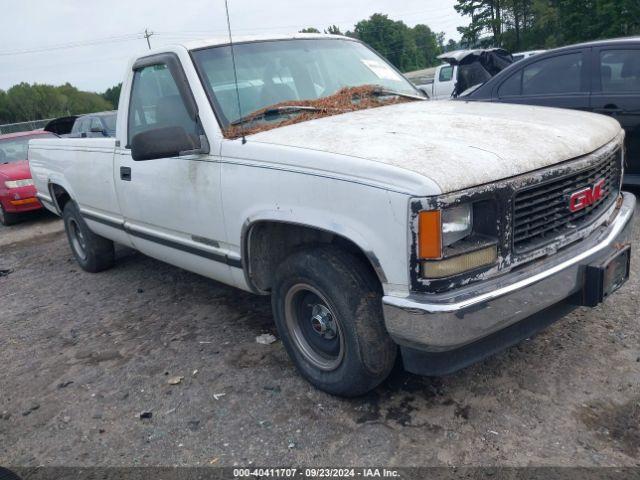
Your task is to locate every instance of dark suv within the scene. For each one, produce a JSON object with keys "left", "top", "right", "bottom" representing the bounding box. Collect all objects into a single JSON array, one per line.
[
  {"left": 463, "top": 37, "right": 640, "bottom": 186},
  {"left": 70, "top": 111, "right": 117, "bottom": 138}
]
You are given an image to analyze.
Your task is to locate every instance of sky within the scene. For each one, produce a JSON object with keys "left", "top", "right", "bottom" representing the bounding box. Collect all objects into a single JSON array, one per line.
[{"left": 0, "top": 0, "right": 465, "bottom": 93}]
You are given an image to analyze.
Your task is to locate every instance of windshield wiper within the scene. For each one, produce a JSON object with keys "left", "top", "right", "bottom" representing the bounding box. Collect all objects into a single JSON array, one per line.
[
  {"left": 369, "top": 86, "right": 426, "bottom": 101},
  {"left": 231, "top": 105, "right": 325, "bottom": 126}
]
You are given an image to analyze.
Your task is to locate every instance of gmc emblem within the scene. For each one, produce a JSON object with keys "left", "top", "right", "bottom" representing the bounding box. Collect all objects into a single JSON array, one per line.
[{"left": 569, "top": 179, "right": 606, "bottom": 213}]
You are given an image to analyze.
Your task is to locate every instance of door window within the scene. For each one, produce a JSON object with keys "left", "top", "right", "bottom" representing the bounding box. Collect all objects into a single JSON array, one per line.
[
  {"left": 73, "top": 117, "right": 89, "bottom": 134},
  {"left": 439, "top": 65, "right": 454, "bottom": 82},
  {"left": 600, "top": 50, "right": 640, "bottom": 93},
  {"left": 522, "top": 53, "right": 584, "bottom": 95},
  {"left": 498, "top": 71, "right": 523, "bottom": 97},
  {"left": 90, "top": 117, "right": 103, "bottom": 132},
  {"left": 127, "top": 63, "right": 198, "bottom": 144}
]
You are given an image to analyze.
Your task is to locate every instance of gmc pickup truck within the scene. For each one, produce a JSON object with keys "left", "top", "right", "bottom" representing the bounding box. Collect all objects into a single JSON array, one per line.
[{"left": 29, "top": 34, "right": 635, "bottom": 397}]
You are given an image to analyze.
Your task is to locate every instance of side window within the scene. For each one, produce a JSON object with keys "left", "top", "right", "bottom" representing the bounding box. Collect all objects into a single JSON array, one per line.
[
  {"left": 522, "top": 53, "right": 584, "bottom": 95},
  {"left": 439, "top": 66, "right": 454, "bottom": 82},
  {"left": 73, "top": 118, "right": 88, "bottom": 134},
  {"left": 601, "top": 50, "right": 640, "bottom": 93},
  {"left": 498, "top": 71, "right": 523, "bottom": 97},
  {"left": 128, "top": 63, "right": 198, "bottom": 144},
  {"left": 90, "top": 117, "right": 103, "bottom": 132}
]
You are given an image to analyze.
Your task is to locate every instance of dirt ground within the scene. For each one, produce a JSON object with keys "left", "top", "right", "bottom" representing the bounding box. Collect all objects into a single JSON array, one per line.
[{"left": 0, "top": 201, "right": 638, "bottom": 468}]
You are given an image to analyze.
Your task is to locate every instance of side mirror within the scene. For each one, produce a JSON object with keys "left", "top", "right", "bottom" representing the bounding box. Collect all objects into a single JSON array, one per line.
[{"left": 131, "top": 126, "right": 209, "bottom": 161}]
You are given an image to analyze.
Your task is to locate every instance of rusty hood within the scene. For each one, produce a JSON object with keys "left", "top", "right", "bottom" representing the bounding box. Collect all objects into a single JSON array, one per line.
[{"left": 245, "top": 100, "right": 622, "bottom": 194}]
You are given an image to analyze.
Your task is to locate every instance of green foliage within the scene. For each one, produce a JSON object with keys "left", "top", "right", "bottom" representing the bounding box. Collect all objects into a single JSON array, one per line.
[
  {"left": 102, "top": 83, "right": 122, "bottom": 109},
  {"left": 0, "top": 82, "right": 113, "bottom": 124},
  {"left": 348, "top": 14, "right": 445, "bottom": 72},
  {"left": 299, "top": 27, "right": 321, "bottom": 33},
  {"left": 456, "top": 0, "right": 640, "bottom": 52},
  {"left": 446, "top": 39, "right": 461, "bottom": 51}
]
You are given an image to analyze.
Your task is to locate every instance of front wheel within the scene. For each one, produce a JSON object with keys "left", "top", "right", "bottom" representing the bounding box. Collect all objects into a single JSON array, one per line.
[
  {"left": 272, "top": 246, "right": 397, "bottom": 397},
  {"left": 63, "top": 202, "right": 115, "bottom": 273}
]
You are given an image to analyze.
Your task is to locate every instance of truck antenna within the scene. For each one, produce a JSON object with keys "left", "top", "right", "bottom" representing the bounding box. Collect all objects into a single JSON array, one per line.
[{"left": 224, "top": 0, "right": 246, "bottom": 144}]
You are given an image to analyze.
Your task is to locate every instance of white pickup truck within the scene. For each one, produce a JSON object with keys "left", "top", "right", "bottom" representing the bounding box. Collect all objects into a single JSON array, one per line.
[
  {"left": 29, "top": 34, "right": 635, "bottom": 396},
  {"left": 417, "top": 49, "right": 515, "bottom": 100}
]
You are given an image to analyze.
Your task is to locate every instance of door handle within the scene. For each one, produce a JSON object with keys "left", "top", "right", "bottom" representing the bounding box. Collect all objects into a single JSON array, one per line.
[
  {"left": 595, "top": 104, "right": 623, "bottom": 115},
  {"left": 120, "top": 166, "right": 132, "bottom": 181}
]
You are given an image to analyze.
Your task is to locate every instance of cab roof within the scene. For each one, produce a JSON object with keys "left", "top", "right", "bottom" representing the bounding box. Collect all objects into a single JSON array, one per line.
[{"left": 179, "top": 33, "right": 351, "bottom": 51}]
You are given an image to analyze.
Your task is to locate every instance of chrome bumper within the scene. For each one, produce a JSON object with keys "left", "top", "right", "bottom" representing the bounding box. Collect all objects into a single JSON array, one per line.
[{"left": 383, "top": 192, "right": 636, "bottom": 352}]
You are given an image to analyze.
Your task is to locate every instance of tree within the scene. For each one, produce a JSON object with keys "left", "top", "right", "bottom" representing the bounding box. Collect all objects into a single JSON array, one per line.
[
  {"left": 299, "top": 27, "right": 320, "bottom": 33},
  {"left": 445, "top": 39, "right": 460, "bottom": 52},
  {"left": 413, "top": 24, "right": 442, "bottom": 68},
  {"left": 455, "top": 0, "right": 640, "bottom": 52},
  {"left": 0, "top": 90, "right": 9, "bottom": 123},
  {"left": 0, "top": 82, "right": 112, "bottom": 124},
  {"left": 455, "top": 0, "right": 500, "bottom": 47},
  {"left": 325, "top": 25, "right": 343, "bottom": 35},
  {"left": 351, "top": 14, "right": 443, "bottom": 72},
  {"left": 102, "top": 83, "right": 122, "bottom": 109}
]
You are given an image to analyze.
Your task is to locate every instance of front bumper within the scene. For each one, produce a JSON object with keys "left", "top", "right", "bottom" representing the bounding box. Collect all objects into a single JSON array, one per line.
[{"left": 383, "top": 192, "right": 635, "bottom": 371}]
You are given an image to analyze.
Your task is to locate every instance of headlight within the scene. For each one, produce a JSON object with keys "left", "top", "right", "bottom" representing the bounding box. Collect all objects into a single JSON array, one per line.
[
  {"left": 418, "top": 203, "right": 474, "bottom": 259},
  {"left": 4, "top": 179, "right": 34, "bottom": 189},
  {"left": 418, "top": 202, "right": 497, "bottom": 278},
  {"left": 442, "top": 204, "right": 473, "bottom": 247}
]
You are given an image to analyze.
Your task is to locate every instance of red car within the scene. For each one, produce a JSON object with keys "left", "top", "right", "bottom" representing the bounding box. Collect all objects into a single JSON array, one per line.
[{"left": 0, "top": 130, "right": 57, "bottom": 225}]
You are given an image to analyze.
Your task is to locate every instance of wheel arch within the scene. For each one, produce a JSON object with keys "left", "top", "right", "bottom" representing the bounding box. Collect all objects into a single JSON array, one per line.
[
  {"left": 47, "top": 182, "right": 74, "bottom": 215},
  {"left": 241, "top": 216, "right": 388, "bottom": 295}
]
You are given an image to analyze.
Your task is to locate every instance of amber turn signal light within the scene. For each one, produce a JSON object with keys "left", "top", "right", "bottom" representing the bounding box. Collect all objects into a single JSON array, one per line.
[{"left": 418, "top": 211, "right": 442, "bottom": 259}]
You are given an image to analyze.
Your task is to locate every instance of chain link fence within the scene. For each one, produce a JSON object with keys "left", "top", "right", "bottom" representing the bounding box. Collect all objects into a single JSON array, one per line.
[{"left": 0, "top": 119, "right": 53, "bottom": 135}]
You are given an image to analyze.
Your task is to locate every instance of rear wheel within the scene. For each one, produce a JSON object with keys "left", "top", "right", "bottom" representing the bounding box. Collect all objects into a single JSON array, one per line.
[
  {"left": 0, "top": 203, "right": 19, "bottom": 226},
  {"left": 63, "top": 202, "right": 115, "bottom": 273},
  {"left": 272, "top": 246, "right": 397, "bottom": 397}
]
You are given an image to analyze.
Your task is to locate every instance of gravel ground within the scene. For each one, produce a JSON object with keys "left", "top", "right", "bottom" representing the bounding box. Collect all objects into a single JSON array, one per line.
[{"left": 0, "top": 198, "right": 638, "bottom": 468}]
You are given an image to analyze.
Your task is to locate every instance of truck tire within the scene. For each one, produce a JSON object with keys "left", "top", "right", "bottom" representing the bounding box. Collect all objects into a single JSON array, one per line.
[
  {"left": 0, "top": 467, "right": 22, "bottom": 480},
  {"left": 0, "top": 203, "right": 19, "bottom": 226},
  {"left": 63, "top": 202, "right": 115, "bottom": 273},
  {"left": 272, "top": 246, "right": 397, "bottom": 397}
]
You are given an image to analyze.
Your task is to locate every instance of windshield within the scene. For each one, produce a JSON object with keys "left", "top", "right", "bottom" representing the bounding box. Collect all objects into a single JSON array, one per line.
[
  {"left": 0, "top": 133, "right": 55, "bottom": 164},
  {"left": 192, "top": 38, "right": 420, "bottom": 128}
]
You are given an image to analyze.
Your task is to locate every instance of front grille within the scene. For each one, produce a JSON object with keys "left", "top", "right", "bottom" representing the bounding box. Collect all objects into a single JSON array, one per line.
[{"left": 513, "top": 150, "right": 621, "bottom": 253}]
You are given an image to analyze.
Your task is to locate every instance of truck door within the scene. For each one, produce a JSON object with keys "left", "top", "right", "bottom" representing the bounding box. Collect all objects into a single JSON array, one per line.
[
  {"left": 114, "top": 54, "right": 236, "bottom": 283},
  {"left": 434, "top": 65, "right": 455, "bottom": 99},
  {"left": 591, "top": 46, "right": 640, "bottom": 182}
]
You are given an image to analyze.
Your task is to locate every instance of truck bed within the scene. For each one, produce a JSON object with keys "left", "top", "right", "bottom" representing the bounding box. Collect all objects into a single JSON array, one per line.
[{"left": 29, "top": 137, "right": 118, "bottom": 217}]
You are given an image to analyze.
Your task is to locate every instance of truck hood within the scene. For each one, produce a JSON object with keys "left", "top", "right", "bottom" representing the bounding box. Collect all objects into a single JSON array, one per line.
[
  {"left": 247, "top": 101, "right": 622, "bottom": 194},
  {"left": 0, "top": 160, "right": 31, "bottom": 181}
]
